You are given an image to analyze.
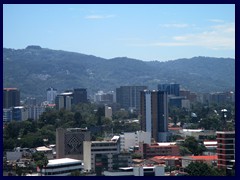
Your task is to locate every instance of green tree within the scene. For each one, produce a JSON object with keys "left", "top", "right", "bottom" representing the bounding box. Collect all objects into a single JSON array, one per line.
[
  {"left": 33, "top": 152, "right": 48, "bottom": 176},
  {"left": 182, "top": 136, "right": 206, "bottom": 155},
  {"left": 179, "top": 146, "right": 192, "bottom": 156},
  {"left": 185, "top": 162, "right": 225, "bottom": 176}
]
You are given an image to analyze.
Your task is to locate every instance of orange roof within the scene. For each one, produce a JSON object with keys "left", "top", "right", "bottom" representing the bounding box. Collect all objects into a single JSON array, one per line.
[
  {"left": 188, "top": 155, "right": 217, "bottom": 160},
  {"left": 169, "top": 127, "right": 182, "bottom": 130},
  {"left": 153, "top": 156, "right": 181, "bottom": 160}
]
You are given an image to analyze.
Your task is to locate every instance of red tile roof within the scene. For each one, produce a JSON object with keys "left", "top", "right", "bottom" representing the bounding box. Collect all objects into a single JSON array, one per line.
[
  {"left": 152, "top": 156, "right": 181, "bottom": 160},
  {"left": 186, "top": 155, "right": 217, "bottom": 160}
]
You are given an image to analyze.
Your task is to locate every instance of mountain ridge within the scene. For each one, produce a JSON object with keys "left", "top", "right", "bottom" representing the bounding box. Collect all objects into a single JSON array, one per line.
[{"left": 3, "top": 46, "right": 235, "bottom": 101}]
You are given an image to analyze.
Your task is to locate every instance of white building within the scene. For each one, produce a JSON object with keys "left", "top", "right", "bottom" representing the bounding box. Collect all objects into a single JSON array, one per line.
[
  {"left": 120, "top": 131, "right": 151, "bottom": 152},
  {"left": 179, "top": 129, "right": 216, "bottom": 140},
  {"left": 40, "top": 158, "right": 84, "bottom": 176},
  {"left": 83, "top": 136, "right": 121, "bottom": 172},
  {"left": 47, "top": 87, "right": 57, "bottom": 104},
  {"left": 103, "top": 166, "right": 165, "bottom": 176}
]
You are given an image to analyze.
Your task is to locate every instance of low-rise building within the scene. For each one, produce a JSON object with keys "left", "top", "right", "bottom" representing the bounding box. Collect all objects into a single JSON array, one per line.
[
  {"left": 40, "top": 158, "right": 84, "bottom": 176},
  {"left": 181, "top": 155, "right": 217, "bottom": 168},
  {"left": 150, "top": 156, "right": 181, "bottom": 167},
  {"left": 103, "top": 166, "right": 165, "bottom": 176},
  {"left": 179, "top": 129, "right": 216, "bottom": 140},
  {"left": 139, "top": 142, "right": 180, "bottom": 159},
  {"left": 120, "top": 131, "right": 151, "bottom": 152},
  {"left": 83, "top": 136, "right": 132, "bottom": 175}
]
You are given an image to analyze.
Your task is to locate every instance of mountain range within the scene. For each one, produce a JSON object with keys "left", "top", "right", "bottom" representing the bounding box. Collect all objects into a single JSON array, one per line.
[{"left": 3, "top": 46, "right": 235, "bottom": 102}]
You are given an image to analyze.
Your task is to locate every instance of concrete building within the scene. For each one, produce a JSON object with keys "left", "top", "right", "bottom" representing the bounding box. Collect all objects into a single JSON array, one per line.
[
  {"left": 27, "top": 105, "right": 46, "bottom": 120},
  {"left": 140, "top": 90, "right": 170, "bottom": 142},
  {"left": 105, "top": 105, "right": 112, "bottom": 120},
  {"left": 55, "top": 92, "right": 73, "bottom": 111},
  {"left": 94, "top": 91, "right": 114, "bottom": 104},
  {"left": 216, "top": 131, "right": 235, "bottom": 170},
  {"left": 36, "top": 146, "right": 54, "bottom": 160},
  {"left": 181, "top": 155, "right": 218, "bottom": 168},
  {"left": 40, "top": 158, "right": 84, "bottom": 176},
  {"left": 3, "top": 88, "right": 20, "bottom": 108},
  {"left": 6, "top": 151, "right": 22, "bottom": 161},
  {"left": 103, "top": 166, "right": 165, "bottom": 176},
  {"left": 56, "top": 128, "right": 91, "bottom": 160},
  {"left": 179, "top": 129, "right": 216, "bottom": 140},
  {"left": 139, "top": 142, "right": 180, "bottom": 159},
  {"left": 120, "top": 131, "right": 151, "bottom": 152},
  {"left": 116, "top": 86, "right": 147, "bottom": 112},
  {"left": 150, "top": 156, "right": 181, "bottom": 167},
  {"left": 47, "top": 87, "right": 57, "bottom": 104},
  {"left": 24, "top": 97, "right": 37, "bottom": 106},
  {"left": 83, "top": 138, "right": 120, "bottom": 172},
  {"left": 83, "top": 136, "right": 132, "bottom": 174}
]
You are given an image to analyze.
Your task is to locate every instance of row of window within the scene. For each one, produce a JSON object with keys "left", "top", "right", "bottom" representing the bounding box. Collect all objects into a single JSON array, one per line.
[
  {"left": 44, "top": 163, "right": 83, "bottom": 169},
  {"left": 44, "top": 169, "right": 81, "bottom": 175},
  {"left": 92, "top": 148, "right": 118, "bottom": 152}
]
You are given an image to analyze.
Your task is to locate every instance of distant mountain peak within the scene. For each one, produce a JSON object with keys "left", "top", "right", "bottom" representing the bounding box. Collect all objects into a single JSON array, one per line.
[{"left": 26, "top": 45, "right": 42, "bottom": 50}]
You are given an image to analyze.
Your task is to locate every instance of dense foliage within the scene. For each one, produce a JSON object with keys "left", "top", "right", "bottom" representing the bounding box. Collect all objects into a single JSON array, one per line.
[
  {"left": 185, "top": 162, "right": 226, "bottom": 176},
  {"left": 3, "top": 103, "right": 140, "bottom": 152}
]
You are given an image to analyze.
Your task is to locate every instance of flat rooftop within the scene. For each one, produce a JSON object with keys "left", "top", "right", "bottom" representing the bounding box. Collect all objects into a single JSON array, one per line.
[{"left": 47, "top": 158, "right": 82, "bottom": 167}]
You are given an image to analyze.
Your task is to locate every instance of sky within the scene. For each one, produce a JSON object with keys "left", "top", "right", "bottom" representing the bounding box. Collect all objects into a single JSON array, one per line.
[{"left": 3, "top": 4, "right": 235, "bottom": 61}]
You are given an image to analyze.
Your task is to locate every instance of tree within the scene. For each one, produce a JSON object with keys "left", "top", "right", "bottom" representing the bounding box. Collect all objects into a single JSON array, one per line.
[
  {"left": 74, "top": 112, "right": 86, "bottom": 127},
  {"left": 182, "top": 136, "right": 206, "bottom": 155},
  {"left": 185, "top": 162, "right": 225, "bottom": 176},
  {"left": 179, "top": 146, "right": 192, "bottom": 156},
  {"left": 33, "top": 152, "right": 48, "bottom": 176}
]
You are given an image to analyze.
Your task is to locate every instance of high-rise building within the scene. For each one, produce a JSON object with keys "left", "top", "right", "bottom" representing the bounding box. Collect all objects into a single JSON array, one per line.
[
  {"left": 158, "top": 83, "right": 180, "bottom": 96},
  {"left": 47, "top": 87, "right": 57, "bottom": 104},
  {"left": 27, "top": 105, "right": 46, "bottom": 120},
  {"left": 56, "top": 128, "right": 91, "bottom": 160},
  {"left": 3, "top": 88, "right": 20, "bottom": 108},
  {"left": 140, "top": 90, "right": 169, "bottom": 142},
  {"left": 116, "top": 86, "right": 147, "bottom": 111},
  {"left": 73, "top": 88, "right": 88, "bottom": 105},
  {"left": 12, "top": 106, "right": 28, "bottom": 121},
  {"left": 25, "top": 97, "right": 37, "bottom": 106},
  {"left": 216, "top": 131, "right": 235, "bottom": 171},
  {"left": 94, "top": 91, "right": 114, "bottom": 104},
  {"left": 55, "top": 92, "right": 73, "bottom": 111}
]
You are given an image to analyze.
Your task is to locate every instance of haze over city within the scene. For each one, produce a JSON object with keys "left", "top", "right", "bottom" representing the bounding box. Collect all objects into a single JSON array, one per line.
[{"left": 3, "top": 4, "right": 235, "bottom": 61}]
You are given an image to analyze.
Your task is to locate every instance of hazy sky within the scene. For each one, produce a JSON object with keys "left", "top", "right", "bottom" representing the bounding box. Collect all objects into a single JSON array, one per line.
[{"left": 3, "top": 4, "right": 235, "bottom": 61}]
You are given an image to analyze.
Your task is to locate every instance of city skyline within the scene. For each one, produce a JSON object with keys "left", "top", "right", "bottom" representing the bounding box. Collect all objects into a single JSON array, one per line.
[{"left": 3, "top": 4, "right": 235, "bottom": 61}]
